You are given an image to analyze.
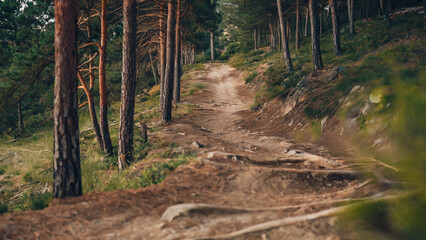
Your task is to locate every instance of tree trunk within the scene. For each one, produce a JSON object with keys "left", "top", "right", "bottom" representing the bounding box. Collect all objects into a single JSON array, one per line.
[
  {"left": 17, "top": 100, "right": 23, "bottom": 128},
  {"left": 304, "top": 7, "right": 309, "bottom": 37},
  {"left": 276, "top": 0, "right": 294, "bottom": 72},
  {"left": 347, "top": 0, "right": 355, "bottom": 35},
  {"left": 286, "top": 20, "right": 291, "bottom": 40},
  {"left": 141, "top": 123, "right": 148, "bottom": 143},
  {"left": 173, "top": 0, "right": 182, "bottom": 103},
  {"left": 77, "top": 70, "right": 104, "bottom": 151},
  {"left": 149, "top": 51, "right": 158, "bottom": 84},
  {"left": 269, "top": 23, "right": 275, "bottom": 51},
  {"left": 257, "top": 29, "right": 260, "bottom": 48},
  {"left": 319, "top": 12, "right": 322, "bottom": 34},
  {"left": 191, "top": 45, "right": 195, "bottom": 64},
  {"left": 330, "top": 0, "right": 343, "bottom": 56},
  {"left": 295, "top": 0, "right": 301, "bottom": 50},
  {"left": 161, "top": 0, "right": 176, "bottom": 122},
  {"left": 210, "top": 31, "right": 214, "bottom": 60},
  {"left": 99, "top": 0, "right": 113, "bottom": 156},
  {"left": 380, "top": 0, "right": 391, "bottom": 23},
  {"left": 53, "top": 0, "right": 81, "bottom": 198},
  {"left": 277, "top": 19, "right": 281, "bottom": 51},
  {"left": 309, "top": 0, "right": 323, "bottom": 70},
  {"left": 160, "top": 16, "right": 167, "bottom": 84},
  {"left": 254, "top": 29, "right": 257, "bottom": 50},
  {"left": 118, "top": 0, "right": 137, "bottom": 171}
]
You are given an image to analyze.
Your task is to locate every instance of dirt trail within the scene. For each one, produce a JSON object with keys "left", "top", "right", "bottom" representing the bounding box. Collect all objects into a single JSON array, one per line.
[{"left": 1, "top": 63, "right": 375, "bottom": 240}]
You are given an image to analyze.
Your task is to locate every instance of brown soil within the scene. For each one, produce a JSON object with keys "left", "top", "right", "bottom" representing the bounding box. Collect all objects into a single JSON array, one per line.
[{"left": 0, "top": 63, "right": 379, "bottom": 240}]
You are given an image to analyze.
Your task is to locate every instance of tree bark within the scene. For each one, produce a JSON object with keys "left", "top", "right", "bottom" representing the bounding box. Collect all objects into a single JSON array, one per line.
[
  {"left": 210, "top": 31, "right": 214, "bottom": 60},
  {"left": 276, "top": 0, "right": 294, "bottom": 72},
  {"left": 77, "top": 70, "right": 103, "bottom": 151},
  {"left": 257, "top": 28, "right": 260, "bottom": 48},
  {"left": 99, "top": 0, "right": 113, "bottom": 156},
  {"left": 304, "top": 7, "right": 309, "bottom": 37},
  {"left": 141, "top": 122, "right": 148, "bottom": 143},
  {"left": 161, "top": 0, "right": 176, "bottom": 122},
  {"left": 347, "top": 0, "right": 355, "bottom": 35},
  {"left": 53, "top": 0, "right": 81, "bottom": 198},
  {"left": 379, "top": 0, "right": 391, "bottom": 23},
  {"left": 286, "top": 20, "right": 291, "bottom": 40},
  {"left": 295, "top": 0, "right": 301, "bottom": 50},
  {"left": 160, "top": 14, "right": 167, "bottom": 84},
  {"left": 173, "top": 0, "right": 182, "bottom": 103},
  {"left": 118, "top": 0, "right": 137, "bottom": 171},
  {"left": 330, "top": 0, "right": 343, "bottom": 56},
  {"left": 309, "top": 0, "right": 324, "bottom": 70}
]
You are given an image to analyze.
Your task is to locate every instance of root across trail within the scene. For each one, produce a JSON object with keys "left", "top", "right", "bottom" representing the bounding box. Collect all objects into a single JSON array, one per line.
[{"left": 0, "top": 63, "right": 380, "bottom": 239}]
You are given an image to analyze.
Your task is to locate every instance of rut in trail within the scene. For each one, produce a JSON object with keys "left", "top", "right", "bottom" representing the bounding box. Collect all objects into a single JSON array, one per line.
[{"left": 0, "top": 63, "right": 377, "bottom": 240}]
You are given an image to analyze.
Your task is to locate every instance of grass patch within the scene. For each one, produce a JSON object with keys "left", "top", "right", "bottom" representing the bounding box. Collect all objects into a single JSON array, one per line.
[{"left": 244, "top": 71, "right": 258, "bottom": 83}]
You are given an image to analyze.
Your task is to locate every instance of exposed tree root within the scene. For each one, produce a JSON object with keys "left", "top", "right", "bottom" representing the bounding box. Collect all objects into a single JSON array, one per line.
[
  {"left": 189, "top": 206, "right": 347, "bottom": 240},
  {"left": 162, "top": 195, "right": 372, "bottom": 222}
]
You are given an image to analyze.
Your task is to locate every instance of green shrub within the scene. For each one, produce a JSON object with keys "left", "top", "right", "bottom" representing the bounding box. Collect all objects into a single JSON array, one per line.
[
  {"left": 0, "top": 201, "right": 8, "bottom": 213},
  {"left": 244, "top": 72, "right": 258, "bottom": 83},
  {"left": 9, "top": 191, "right": 53, "bottom": 212}
]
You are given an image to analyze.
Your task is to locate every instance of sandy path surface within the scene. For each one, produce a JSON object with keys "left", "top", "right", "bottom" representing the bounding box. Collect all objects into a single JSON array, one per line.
[{"left": 0, "top": 63, "right": 374, "bottom": 240}]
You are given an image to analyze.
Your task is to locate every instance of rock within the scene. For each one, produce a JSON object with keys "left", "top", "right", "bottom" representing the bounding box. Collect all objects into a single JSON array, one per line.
[{"left": 191, "top": 141, "right": 203, "bottom": 148}]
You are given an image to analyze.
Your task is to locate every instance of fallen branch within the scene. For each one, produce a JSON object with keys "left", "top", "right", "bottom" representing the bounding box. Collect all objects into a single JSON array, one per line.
[{"left": 190, "top": 206, "right": 347, "bottom": 240}]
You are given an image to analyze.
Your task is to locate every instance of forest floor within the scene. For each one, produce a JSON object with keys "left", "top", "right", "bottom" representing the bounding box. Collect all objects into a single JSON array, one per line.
[{"left": 0, "top": 63, "right": 381, "bottom": 240}]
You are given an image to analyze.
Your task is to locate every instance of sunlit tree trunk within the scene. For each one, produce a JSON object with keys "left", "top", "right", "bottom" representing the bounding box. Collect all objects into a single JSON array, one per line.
[
  {"left": 309, "top": 0, "right": 323, "bottom": 70},
  {"left": 160, "top": 14, "right": 166, "bottom": 84},
  {"left": 347, "top": 0, "right": 355, "bottom": 35},
  {"left": 77, "top": 71, "right": 103, "bottom": 151},
  {"left": 276, "top": 0, "right": 294, "bottom": 72},
  {"left": 210, "top": 31, "right": 214, "bottom": 60},
  {"left": 99, "top": 0, "right": 113, "bottom": 156},
  {"left": 161, "top": 0, "right": 176, "bottom": 122},
  {"left": 330, "top": 0, "right": 343, "bottom": 56},
  {"left": 295, "top": 0, "right": 301, "bottom": 50},
  {"left": 53, "top": 0, "right": 81, "bottom": 198},
  {"left": 304, "top": 7, "right": 309, "bottom": 37},
  {"left": 173, "top": 0, "right": 182, "bottom": 103},
  {"left": 118, "top": 0, "right": 137, "bottom": 171}
]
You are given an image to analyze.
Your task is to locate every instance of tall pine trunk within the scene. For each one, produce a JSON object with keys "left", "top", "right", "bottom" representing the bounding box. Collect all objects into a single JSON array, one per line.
[
  {"left": 53, "top": 0, "right": 81, "bottom": 198},
  {"left": 276, "top": 0, "right": 294, "bottom": 72},
  {"left": 149, "top": 51, "right": 158, "bottom": 84},
  {"left": 304, "top": 7, "right": 309, "bottom": 37},
  {"left": 77, "top": 70, "right": 103, "bottom": 150},
  {"left": 99, "top": 0, "right": 113, "bottom": 156},
  {"left": 309, "top": 0, "right": 323, "bottom": 70},
  {"left": 160, "top": 15, "right": 166, "bottom": 84},
  {"left": 295, "top": 0, "right": 301, "bottom": 50},
  {"left": 17, "top": 100, "right": 23, "bottom": 128},
  {"left": 269, "top": 23, "right": 275, "bottom": 51},
  {"left": 330, "top": 0, "right": 343, "bottom": 56},
  {"left": 118, "top": 0, "right": 137, "bottom": 171},
  {"left": 161, "top": 0, "right": 176, "bottom": 122},
  {"left": 173, "top": 0, "right": 182, "bottom": 103},
  {"left": 210, "top": 31, "right": 214, "bottom": 60},
  {"left": 347, "top": 0, "right": 355, "bottom": 35},
  {"left": 254, "top": 29, "right": 257, "bottom": 50}
]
